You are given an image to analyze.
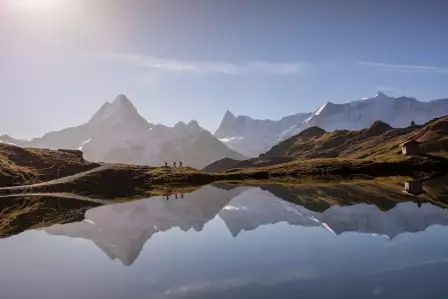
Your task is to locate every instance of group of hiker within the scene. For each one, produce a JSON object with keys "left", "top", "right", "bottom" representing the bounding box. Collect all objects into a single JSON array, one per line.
[
  {"left": 165, "top": 193, "right": 184, "bottom": 200},
  {"left": 164, "top": 161, "right": 184, "bottom": 168}
]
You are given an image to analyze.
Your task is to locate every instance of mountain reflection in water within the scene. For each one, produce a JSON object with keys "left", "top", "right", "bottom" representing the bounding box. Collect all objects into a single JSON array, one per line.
[
  {"left": 1, "top": 180, "right": 448, "bottom": 299},
  {"left": 43, "top": 183, "right": 448, "bottom": 266}
]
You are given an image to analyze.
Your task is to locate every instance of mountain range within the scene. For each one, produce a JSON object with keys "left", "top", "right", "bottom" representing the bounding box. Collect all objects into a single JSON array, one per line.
[
  {"left": 203, "top": 114, "right": 448, "bottom": 173},
  {"left": 2, "top": 92, "right": 448, "bottom": 168},
  {"left": 45, "top": 183, "right": 448, "bottom": 266},
  {"left": 0, "top": 95, "right": 245, "bottom": 169},
  {"left": 214, "top": 92, "right": 448, "bottom": 156}
]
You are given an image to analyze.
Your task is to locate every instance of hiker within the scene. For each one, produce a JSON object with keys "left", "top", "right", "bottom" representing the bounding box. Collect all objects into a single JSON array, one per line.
[
  {"left": 181, "top": 193, "right": 184, "bottom": 199},
  {"left": 173, "top": 161, "right": 177, "bottom": 168},
  {"left": 179, "top": 161, "right": 183, "bottom": 168},
  {"left": 175, "top": 194, "right": 178, "bottom": 199},
  {"left": 164, "top": 161, "right": 168, "bottom": 168}
]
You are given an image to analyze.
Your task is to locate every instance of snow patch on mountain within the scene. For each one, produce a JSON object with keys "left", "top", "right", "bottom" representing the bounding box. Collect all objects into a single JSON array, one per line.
[
  {"left": 214, "top": 110, "right": 312, "bottom": 157},
  {"left": 214, "top": 92, "right": 448, "bottom": 157},
  {"left": 314, "top": 102, "right": 328, "bottom": 116},
  {"left": 77, "top": 138, "right": 91, "bottom": 150},
  {"left": 219, "top": 136, "right": 243, "bottom": 143},
  {"left": 0, "top": 140, "right": 16, "bottom": 146}
]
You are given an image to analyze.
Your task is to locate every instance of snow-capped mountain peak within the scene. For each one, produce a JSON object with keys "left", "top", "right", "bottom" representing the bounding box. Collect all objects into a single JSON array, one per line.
[
  {"left": 314, "top": 102, "right": 329, "bottom": 115},
  {"left": 87, "top": 94, "right": 149, "bottom": 130},
  {"left": 374, "top": 91, "right": 389, "bottom": 98},
  {"left": 213, "top": 93, "right": 448, "bottom": 157}
]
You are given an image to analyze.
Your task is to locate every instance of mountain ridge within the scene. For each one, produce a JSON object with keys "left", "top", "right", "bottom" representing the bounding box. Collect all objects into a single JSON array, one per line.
[
  {"left": 214, "top": 93, "right": 448, "bottom": 157},
  {"left": 2, "top": 94, "right": 245, "bottom": 169},
  {"left": 203, "top": 115, "right": 448, "bottom": 173}
]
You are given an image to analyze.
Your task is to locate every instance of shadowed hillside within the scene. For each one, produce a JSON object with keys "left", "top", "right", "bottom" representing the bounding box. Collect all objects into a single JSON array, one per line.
[
  {"left": 204, "top": 116, "right": 448, "bottom": 173},
  {"left": 262, "top": 116, "right": 448, "bottom": 159},
  {"left": 0, "top": 144, "right": 99, "bottom": 187}
]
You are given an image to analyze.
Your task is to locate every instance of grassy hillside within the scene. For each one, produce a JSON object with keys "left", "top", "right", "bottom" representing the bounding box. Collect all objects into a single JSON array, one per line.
[
  {"left": 0, "top": 144, "right": 99, "bottom": 187},
  {"left": 0, "top": 194, "right": 100, "bottom": 238},
  {"left": 1, "top": 116, "right": 448, "bottom": 196},
  {"left": 205, "top": 116, "right": 448, "bottom": 173},
  {"left": 262, "top": 116, "right": 448, "bottom": 159}
]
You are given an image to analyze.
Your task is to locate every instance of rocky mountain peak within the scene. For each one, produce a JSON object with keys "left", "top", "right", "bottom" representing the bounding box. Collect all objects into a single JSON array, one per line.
[
  {"left": 187, "top": 120, "right": 201, "bottom": 129},
  {"left": 113, "top": 94, "right": 134, "bottom": 107},
  {"left": 297, "top": 126, "right": 327, "bottom": 138},
  {"left": 223, "top": 110, "right": 236, "bottom": 121},
  {"left": 363, "top": 120, "right": 393, "bottom": 137},
  {"left": 214, "top": 110, "right": 239, "bottom": 137},
  {"left": 174, "top": 121, "right": 187, "bottom": 129},
  {"left": 88, "top": 94, "right": 148, "bottom": 128},
  {"left": 374, "top": 91, "right": 390, "bottom": 99}
]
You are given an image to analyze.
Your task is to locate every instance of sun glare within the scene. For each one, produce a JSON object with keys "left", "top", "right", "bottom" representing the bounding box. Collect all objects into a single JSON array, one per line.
[{"left": 10, "top": 0, "right": 64, "bottom": 11}]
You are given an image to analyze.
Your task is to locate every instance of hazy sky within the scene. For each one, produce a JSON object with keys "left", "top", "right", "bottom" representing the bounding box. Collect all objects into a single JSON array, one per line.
[{"left": 1, "top": 0, "right": 448, "bottom": 138}]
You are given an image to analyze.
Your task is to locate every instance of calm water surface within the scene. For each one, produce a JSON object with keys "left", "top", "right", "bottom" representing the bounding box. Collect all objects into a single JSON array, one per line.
[{"left": 1, "top": 184, "right": 448, "bottom": 298}]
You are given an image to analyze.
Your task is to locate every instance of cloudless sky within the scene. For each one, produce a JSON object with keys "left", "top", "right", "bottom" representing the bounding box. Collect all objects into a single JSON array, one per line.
[{"left": 1, "top": 0, "right": 448, "bottom": 138}]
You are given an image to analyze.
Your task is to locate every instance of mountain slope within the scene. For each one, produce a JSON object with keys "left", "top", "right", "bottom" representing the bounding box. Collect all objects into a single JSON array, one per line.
[
  {"left": 214, "top": 110, "right": 312, "bottom": 157},
  {"left": 214, "top": 92, "right": 448, "bottom": 157},
  {"left": 0, "top": 143, "right": 99, "bottom": 187},
  {"left": 204, "top": 115, "right": 448, "bottom": 173},
  {"left": 262, "top": 116, "right": 448, "bottom": 159},
  {"left": 0, "top": 135, "right": 25, "bottom": 146}
]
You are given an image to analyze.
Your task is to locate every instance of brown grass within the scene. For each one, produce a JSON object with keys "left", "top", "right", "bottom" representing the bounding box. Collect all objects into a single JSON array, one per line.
[{"left": 0, "top": 144, "right": 99, "bottom": 187}]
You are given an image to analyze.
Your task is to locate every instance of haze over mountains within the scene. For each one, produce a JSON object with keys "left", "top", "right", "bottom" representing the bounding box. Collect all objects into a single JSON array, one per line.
[
  {"left": 215, "top": 92, "right": 448, "bottom": 156},
  {"left": 2, "top": 92, "right": 448, "bottom": 168},
  {"left": 0, "top": 95, "right": 245, "bottom": 169}
]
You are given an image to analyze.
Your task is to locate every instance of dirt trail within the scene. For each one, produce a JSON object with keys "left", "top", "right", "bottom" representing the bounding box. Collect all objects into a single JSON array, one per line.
[{"left": 0, "top": 164, "right": 113, "bottom": 195}]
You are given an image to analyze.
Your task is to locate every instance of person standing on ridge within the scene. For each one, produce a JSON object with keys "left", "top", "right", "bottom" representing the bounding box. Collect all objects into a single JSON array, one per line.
[
  {"left": 179, "top": 161, "right": 183, "bottom": 168},
  {"left": 173, "top": 161, "right": 177, "bottom": 168}
]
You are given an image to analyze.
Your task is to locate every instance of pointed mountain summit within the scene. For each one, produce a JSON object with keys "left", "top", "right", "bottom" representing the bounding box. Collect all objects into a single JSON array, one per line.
[
  {"left": 223, "top": 110, "right": 236, "bottom": 121},
  {"left": 187, "top": 120, "right": 202, "bottom": 130},
  {"left": 372, "top": 91, "right": 392, "bottom": 100},
  {"left": 214, "top": 110, "right": 237, "bottom": 138},
  {"left": 112, "top": 94, "right": 138, "bottom": 112},
  {"left": 88, "top": 94, "right": 148, "bottom": 128},
  {"left": 113, "top": 93, "right": 132, "bottom": 104}
]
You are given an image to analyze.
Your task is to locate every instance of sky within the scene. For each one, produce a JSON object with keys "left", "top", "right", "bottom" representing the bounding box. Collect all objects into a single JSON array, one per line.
[{"left": 1, "top": 0, "right": 448, "bottom": 138}]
